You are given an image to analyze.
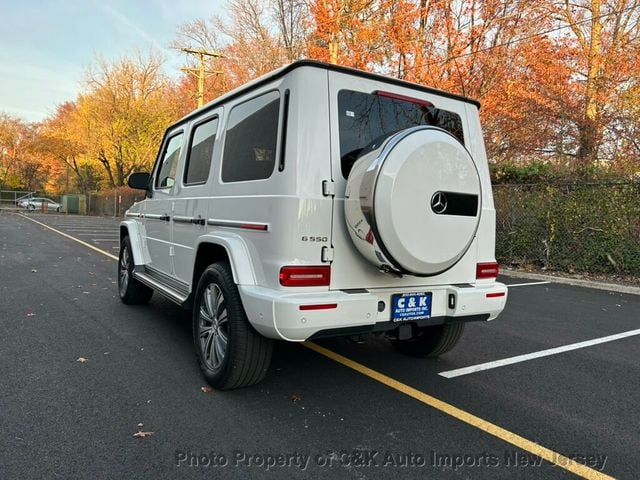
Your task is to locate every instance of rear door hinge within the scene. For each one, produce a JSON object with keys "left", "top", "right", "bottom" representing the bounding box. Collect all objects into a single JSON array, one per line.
[
  {"left": 321, "top": 246, "right": 334, "bottom": 263},
  {"left": 322, "top": 180, "right": 335, "bottom": 197}
]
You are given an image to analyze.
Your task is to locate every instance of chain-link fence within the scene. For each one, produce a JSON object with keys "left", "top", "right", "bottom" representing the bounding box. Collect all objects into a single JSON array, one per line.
[
  {"left": 0, "top": 189, "right": 34, "bottom": 208},
  {"left": 87, "top": 188, "right": 145, "bottom": 217},
  {"left": 493, "top": 183, "right": 640, "bottom": 275}
]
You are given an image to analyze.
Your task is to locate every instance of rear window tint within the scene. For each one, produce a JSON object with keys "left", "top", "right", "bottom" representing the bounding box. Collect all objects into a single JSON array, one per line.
[
  {"left": 338, "top": 90, "right": 465, "bottom": 178},
  {"left": 184, "top": 117, "right": 218, "bottom": 185},
  {"left": 222, "top": 91, "right": 280, "bottom": 183}
]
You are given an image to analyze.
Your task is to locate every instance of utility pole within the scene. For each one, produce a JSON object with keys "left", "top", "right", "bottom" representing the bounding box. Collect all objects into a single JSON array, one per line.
[{"left": 181, "top": 48, "right": 224, "bottom": 108}]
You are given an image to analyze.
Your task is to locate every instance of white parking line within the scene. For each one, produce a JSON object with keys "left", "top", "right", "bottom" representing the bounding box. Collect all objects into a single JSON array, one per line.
[
  {"left": 439, "top": 328, "right": 640, "bottom": 378},
  {"left": 504, "top": 281, "right": 550, "bottom": 288},
  {"left": 50, "top": 225, "right": 116, "bottom": 228},
  {"left": 55, "top": 230, "right": 117, "bottom": 234},
  {"left": 17, "top": 214, "right": 119, "bottom": 261},
  {"left": 76, "top": 233, "right": 119, "bottom": 237}
]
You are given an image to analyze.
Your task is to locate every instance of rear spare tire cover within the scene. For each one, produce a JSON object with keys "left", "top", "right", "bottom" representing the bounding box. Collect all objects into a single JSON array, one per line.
[{"left": 344, "top": 126, "right": 481, "bottom": 276}]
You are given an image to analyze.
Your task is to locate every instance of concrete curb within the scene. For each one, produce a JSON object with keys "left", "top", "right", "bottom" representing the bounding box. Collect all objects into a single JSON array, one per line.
[{"left": 501, "top": 269, "right": 640, "bottom": 296}]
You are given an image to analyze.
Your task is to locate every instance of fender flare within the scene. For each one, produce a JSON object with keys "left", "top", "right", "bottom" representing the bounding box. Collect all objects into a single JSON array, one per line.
[
  {"left": 119, "top": 220, "right": 149, "bottom": 266},
  {"left": 194, "top": 233, "right": 258, "bottom": 286}
]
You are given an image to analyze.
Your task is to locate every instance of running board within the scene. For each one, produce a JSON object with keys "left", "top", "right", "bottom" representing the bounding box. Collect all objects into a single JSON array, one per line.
[{"left": 133, "top": 271, "right": 189, "bottom": 305}]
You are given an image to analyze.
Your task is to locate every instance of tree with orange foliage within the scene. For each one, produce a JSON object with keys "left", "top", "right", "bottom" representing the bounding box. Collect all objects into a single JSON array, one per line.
[
  {"left": 553, "top": 0, "right": 640, "bottom": 166},
  {"left": 37, "top": 102, "right": 100, "bottom": 194},
  {"left": 79, "top": 51, "right": 181, "bottom": 188}
]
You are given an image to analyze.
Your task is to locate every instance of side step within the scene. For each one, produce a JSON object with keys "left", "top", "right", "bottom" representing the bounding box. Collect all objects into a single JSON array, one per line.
[{"left": 133, "top": 271, "right": 189, "bottom": 305}]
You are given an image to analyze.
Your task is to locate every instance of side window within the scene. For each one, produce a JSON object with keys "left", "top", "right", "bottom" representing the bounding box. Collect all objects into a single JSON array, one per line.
[
  {"left": 184, "top": 117, "right": 218, "bottom": 185},
  {"left": 155, "top": 133, "right": 184, "bottom": 189},
  {"left": 221, "top": 91, "right": 280, "bottom": 183}
]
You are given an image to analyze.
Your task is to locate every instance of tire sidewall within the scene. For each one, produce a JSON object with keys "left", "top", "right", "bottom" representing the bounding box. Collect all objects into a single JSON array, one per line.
[
  {"left": 118, "top": 237, "right": 135, "bottom": 300},
  {"left": 192, "top": 265, "right": 233, "bottom": 384}
]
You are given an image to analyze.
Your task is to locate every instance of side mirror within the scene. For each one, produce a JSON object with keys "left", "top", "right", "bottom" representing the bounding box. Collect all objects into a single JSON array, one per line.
[{"left": 128, "top": 172, "right": 151, "bottom": 191}]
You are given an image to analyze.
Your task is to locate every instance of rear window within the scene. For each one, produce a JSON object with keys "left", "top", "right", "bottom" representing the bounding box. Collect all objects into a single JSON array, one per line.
[{"left": 338, "top": 90, "right": 465, "bottom": 178}]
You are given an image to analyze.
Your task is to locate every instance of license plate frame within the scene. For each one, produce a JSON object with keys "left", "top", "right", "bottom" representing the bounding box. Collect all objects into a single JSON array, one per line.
[{"left": 391, "top": 292, "right": 432, "bottom": 322}]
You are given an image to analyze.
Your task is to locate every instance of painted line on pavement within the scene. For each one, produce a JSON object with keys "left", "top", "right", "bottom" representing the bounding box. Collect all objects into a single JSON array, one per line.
[
  {"left": 17, "top": 214, "right": 119, "bottom": 261},
  {"left": 505, "top": 281, "right": 550, "bottom": 288},
  {"left": 440, "top": 328, "right": 640, "bottom": 378},
  {"left": 305, "top": 342, "right": 612, "bottom": 480},
  {"left": 76, "top": 233, "right": 119, "bottom": 237}
]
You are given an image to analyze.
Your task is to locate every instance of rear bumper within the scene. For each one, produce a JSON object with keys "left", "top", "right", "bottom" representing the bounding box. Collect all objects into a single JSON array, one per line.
[{"left": 239, "top": 282, "right": 508, "bottom": 342}]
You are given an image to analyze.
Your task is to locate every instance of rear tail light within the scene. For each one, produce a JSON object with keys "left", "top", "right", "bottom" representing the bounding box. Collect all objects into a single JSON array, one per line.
[
  {"left": 279, "top": 266, "right": 331, "bottom": 287},
  {"left": 476, "top": 262, "right": 500, "bottom": 280}
]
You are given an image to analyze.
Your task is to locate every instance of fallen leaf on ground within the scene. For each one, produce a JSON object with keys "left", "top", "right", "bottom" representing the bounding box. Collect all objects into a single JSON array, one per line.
[
  {"left": 76, "top": 357, "right": 89, "bottom": 363},
  {"left": 134, "top": 422, "right": 153, "bottom": 438},
  {"left": 291, "top": 394, "right": 302, "bottom": 403},
  {"left": 201, "top": 386, "right": 213, "bottom": 393},
  {"left": 31, "top": 269, "right": 37, "bottom": 273},
  {"left": 26, "top": 313, "right": 36, "bottom": 317}
]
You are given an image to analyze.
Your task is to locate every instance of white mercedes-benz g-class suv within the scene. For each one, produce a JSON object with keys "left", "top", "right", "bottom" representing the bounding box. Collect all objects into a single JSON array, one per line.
[{"left": 119, "top": 60, "right": 508, "bottom": 390}]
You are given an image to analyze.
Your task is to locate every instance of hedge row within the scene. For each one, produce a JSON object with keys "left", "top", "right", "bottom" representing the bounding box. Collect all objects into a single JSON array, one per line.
[{"left": 493, "top": 183, "right": 640, "bottom": 275}]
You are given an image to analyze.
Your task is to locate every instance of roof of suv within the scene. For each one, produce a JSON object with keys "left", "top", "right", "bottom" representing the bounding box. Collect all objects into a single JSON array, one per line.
[{"left": 173, "top": 60, "right": 481, "bottom": 128}]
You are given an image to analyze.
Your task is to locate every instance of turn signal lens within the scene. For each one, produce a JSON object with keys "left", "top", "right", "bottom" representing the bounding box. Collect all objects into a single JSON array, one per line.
[
  {"left": 476, "top": 262, "right": 500, "bottom": 279},
  {"left": 279, "top": 266, "right": 331, "bottom": 287}
]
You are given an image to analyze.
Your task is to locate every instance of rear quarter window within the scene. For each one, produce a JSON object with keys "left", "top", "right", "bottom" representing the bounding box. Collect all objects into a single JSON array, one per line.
[
  {"left": 221, "top": 91, "right": 280, "bottom": 183},
  {"left": 338, "top": 90, "right": 465, "bottom": 178}
]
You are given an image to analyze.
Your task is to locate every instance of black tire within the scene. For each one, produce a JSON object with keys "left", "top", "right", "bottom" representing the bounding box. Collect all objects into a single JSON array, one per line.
[
  {"left": 118, "top": 236, "right": 153, "bottom": 305},
  {"left": 193, "top": 262, "right": 273, "bottom": 390},
  {"left": 394, "top": 323, "right": 465, "bottom": 357},
  {"left": 27, "top": 204, "right": 35, "bottom": 211}
]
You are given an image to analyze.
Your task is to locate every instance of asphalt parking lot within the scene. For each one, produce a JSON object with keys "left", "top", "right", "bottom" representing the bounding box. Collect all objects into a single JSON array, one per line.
[{"left": 1, "top": 211, "right": 639, "bottom": 479}]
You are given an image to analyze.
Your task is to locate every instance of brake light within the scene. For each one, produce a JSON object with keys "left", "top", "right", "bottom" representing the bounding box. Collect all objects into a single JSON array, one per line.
[
  {"left": 476, "top": 262, "right": 500, "bottom": 279},
  {"left": 374, "top": 90, "right": 434, "bottom": 108},
  {"left": 279, "top": 266, "right": 331, "bottom": 287}
]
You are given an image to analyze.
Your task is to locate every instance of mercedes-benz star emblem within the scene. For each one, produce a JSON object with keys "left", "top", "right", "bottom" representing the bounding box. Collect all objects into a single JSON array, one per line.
[{"left": 430, "top": 191, "right": 448, "bottom": 214}]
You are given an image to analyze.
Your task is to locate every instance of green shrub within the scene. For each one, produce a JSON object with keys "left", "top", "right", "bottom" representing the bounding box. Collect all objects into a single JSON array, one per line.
[{"left": 494, "top": 183, "right": 640, "bottom": 275}]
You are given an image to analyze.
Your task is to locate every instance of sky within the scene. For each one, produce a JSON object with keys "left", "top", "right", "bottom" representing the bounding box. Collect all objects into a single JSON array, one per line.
[{"left": 0, "top": 0, "right": 222, "bottom": 122}]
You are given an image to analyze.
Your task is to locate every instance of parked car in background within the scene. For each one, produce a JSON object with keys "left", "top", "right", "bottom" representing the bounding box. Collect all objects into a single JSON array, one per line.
[{"left": 17, "top": 197, "right": 61, "bottom": 212}]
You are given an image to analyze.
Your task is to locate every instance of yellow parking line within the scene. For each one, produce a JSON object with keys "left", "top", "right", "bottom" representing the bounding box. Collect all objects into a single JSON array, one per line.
[
  {"left": 304, "top": 342, "right": 613, "bottom": 480},
  {"left": 18, "top": 211, "right": 613, "bottom": 479},
  {"left": 17, "top": 213, "right": 119, "bottom": 260}
]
